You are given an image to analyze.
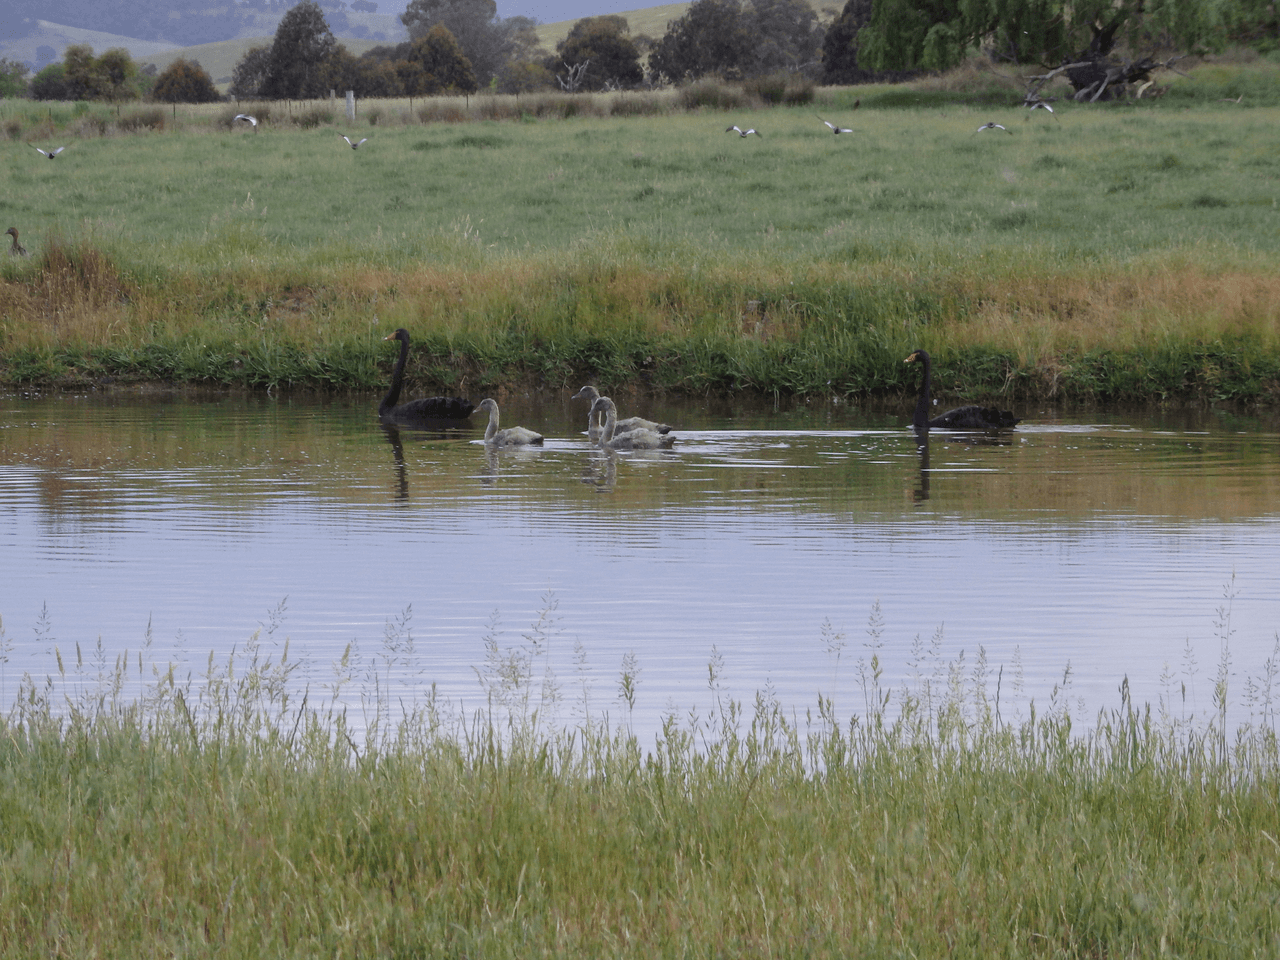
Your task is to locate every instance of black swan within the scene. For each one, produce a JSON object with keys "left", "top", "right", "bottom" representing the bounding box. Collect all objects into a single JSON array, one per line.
[
  {"left": 904, "top": 350, "right": 1020, "bottom": 431},
  {"left": 379, "top": 329, "right": 474, "bottom": 425},
  {"left": 590, "top": 397, "right": 675, "bottom": 450},
  {"left": 6, "top": 227, "right": 28, "bottom": 257},
  {"left": 475, "top": 398, "right": 543, "bottom": 446},
  {"left": 571, "top": 385, "right": 672, "bottom": 441}
]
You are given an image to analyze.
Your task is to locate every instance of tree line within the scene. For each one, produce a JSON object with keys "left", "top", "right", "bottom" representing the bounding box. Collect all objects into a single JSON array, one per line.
[{"left": 8, "top": 0, "right": 1280, "bottom": 104}]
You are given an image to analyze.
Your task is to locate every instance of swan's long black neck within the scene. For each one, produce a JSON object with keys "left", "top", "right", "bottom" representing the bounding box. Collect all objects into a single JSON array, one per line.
[
  {"left": 379, "top": 335, "right": 408, "bottom": 415},
  {"left": 912, "top": 352, "right": 932, "bottom": 430}
]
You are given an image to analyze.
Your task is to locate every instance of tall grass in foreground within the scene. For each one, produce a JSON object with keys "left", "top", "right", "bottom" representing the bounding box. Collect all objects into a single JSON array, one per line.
[{"left": 1, "top": 604, "right": 1278, "bottom": 957}]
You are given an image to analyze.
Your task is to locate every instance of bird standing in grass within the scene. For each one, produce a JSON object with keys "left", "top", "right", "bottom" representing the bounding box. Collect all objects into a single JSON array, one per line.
[
  {"left": 33, "top": 146, "right": 65, "bottom": 159},
  {"left": 726, "top": 125, "right": 761, "bottom": 137},
  {"left": 6, "top": 227, "right": 29, "bottom": 257},
  {"left": 340, "top": 135, "right": 368, "bottom": 149}
]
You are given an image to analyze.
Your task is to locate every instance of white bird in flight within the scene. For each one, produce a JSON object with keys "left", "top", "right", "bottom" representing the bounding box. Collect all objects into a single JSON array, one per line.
[
  {"left": 975, "top": 122, "right": 1011, "bottom": 134},
  {"left": 234, "top": 114, "right": 259, "bottom": 130},
  {"left": 726, "top": 125, "right": 761, "bottom": 137},
  {"left": 33, "top": 146, "right": 66, "bottom": 159},
  {"left": 1028, "top": 102, "right": 1057, "bottom": 118},
  {"left": 340, "top": 135, "right": 369, "bottom": 149},
  {"left": 820, "top": 118, "right": 853, "bottom": 134}
]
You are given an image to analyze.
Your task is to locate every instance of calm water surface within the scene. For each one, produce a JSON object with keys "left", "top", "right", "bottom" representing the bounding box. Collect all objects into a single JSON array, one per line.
[{"left": 2, "top": 390, "right": 1279, "bottom": 739}]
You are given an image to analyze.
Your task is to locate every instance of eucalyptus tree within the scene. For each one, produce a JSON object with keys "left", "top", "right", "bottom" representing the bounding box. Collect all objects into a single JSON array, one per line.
[{"left": 261, "top": 0, "right": 337, "bottom": 99}]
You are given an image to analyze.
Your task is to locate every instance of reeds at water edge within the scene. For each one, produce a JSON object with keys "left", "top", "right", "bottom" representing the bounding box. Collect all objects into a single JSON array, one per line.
[{"left": 1, "top": 597, "right": 1278, "bottom": 957}]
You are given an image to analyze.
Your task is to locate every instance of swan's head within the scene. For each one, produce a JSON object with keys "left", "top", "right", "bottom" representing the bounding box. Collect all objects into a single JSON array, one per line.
[
  {"left": 588, "top": 397, "right": 616, "bottom": 418},
  {"left": 384, "top": 328, "right": 410, "bottom": 343},
  {"left": 476, "top": 398, "right": 499, "bottom": 414},
  {"left": 904, "top": 350, "right": 930, "bottom": 365},
  {"left": 571, "top": 385, "right": 601, "bottom": 402}
]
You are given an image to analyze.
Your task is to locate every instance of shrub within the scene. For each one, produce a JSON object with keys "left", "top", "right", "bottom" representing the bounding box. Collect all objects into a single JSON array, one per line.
[
  {"left": 151, "top": 59, "right": 223, "bottom": 103},
  {"left": 117, "top": 108, "right": 167, "bottom": 132},
  {"left": 293, "top": 106, "right": 335, "bottom": 128},
  {"left": 678, "top": 78, "right": 752, "bottom": 110}
]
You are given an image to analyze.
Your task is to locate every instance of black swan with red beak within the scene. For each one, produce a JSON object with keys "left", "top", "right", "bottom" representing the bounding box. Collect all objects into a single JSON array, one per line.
[
  {"left": 379, "top": 329, "right": 474, "bottom": 425},
  {"left": 904, "top": 350, "right": 1020, "bottom": 431}
]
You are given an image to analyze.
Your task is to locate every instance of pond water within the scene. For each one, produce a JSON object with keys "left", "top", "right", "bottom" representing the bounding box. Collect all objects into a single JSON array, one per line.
[{"left": 2, "top": 389, "right": 1279, "bottom": 742}]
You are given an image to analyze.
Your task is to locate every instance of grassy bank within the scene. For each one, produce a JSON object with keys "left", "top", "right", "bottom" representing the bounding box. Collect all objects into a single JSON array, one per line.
[
  {"left": 1, "top": 626, "right": 1278, "bottom": 957},
  {"left": 3, "top": 62, "right": 1280, "bottom": 404}
]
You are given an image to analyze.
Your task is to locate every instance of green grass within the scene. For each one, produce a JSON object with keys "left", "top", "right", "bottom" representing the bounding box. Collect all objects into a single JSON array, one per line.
[
  {"left": 1, "top": 605, "right": 1278, "bottom": 957},
  {"left": 2, "top": 65, "right": 1280, "bottom": 402}
]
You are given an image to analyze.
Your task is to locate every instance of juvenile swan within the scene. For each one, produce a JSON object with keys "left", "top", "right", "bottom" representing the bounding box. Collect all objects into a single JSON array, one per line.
[
  {"left": 476, "top": 398, "right": 543, "bottom": 446},
  {"left": 571, "top": 385, "right": 672, "bottom": 441},
  {"left": 590, "top": 397, "right": 675, "bottom": 450}
]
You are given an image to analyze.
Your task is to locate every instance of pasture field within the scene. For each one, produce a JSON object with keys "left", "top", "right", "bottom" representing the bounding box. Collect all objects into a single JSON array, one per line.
[{"left": 2, "top": 69, "right": 1280, "bottom": 402}]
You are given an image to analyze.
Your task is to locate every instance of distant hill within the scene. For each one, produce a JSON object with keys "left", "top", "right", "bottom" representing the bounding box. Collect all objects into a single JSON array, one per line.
[
  {"left": 2, "top": 0, "right": 841, "bottom": 85},
  {"left": 1, "top": 20, "right": 182, "bottom": 73},
  {"left": 1, "top": 3, "right": 408, "bottom": 75},
  {"left": 138, "top": 35, "right": 387, "bottom": 85},
  {"left": 534, "top": 0, "right": 839, "bottom": 49}
]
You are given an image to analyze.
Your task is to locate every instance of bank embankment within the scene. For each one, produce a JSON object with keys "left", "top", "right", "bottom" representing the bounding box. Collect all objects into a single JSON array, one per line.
[{"left": 3, "top": 242, "right": 1278, "bottom": 406}]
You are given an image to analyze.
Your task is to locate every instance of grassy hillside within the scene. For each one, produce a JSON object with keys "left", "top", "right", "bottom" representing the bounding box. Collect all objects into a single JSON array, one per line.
[
  {"left": 0, "top": 19, "right": 182, "bottom": 69},
  {"left": 137, "top": 36, "right": 391, "bottom": 87}
]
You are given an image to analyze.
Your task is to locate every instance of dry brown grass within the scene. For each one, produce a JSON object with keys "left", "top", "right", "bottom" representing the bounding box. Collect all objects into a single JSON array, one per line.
[
  {"left": 0, "top": 238, "right": 138, "bottom": 346},
  {"left": 938, "top": 265, "right": 1280, "bottom": 363}
]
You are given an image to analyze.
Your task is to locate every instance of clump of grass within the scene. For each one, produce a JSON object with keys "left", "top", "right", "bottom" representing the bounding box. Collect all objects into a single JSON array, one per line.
[
  {"left": 292, "top": 106, "right": 334, "bottom": 128},
  {"left": 116, "top": 107, "right": 166, "bottom": 132},
  {"left": 679, "top": 77, "right": 755, "bottom": 111},
  {"left": 0, "top": 599, "right": 1277, "bottom": 957}
]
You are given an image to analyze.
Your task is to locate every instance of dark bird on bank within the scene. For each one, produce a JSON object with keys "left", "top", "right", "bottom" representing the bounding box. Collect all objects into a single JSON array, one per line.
[
  {"left": 234, "top": 114, "right": 259, "bottom": 130},
  {"left": 379, "top": 329, "right": 475, "bottom": 425},
  {"left": 726, "top": 125, "right": 761, "bottom": 137},
  {"left": 820, "top": 118, "right": 853, "bottom": 134},
  {"left": 476, "top": 398, "right": 543, "bottom": 446},
  {"left": 340, "top": 135, "right": 368, "bottom": 149},
  {"left": 6, "top": 227, "right": 29, "bottom": 257},
  {"left": 975, "top": 122, "right": 1011, "bottom": 134},
  {"left": 33, "top": 146, "right": 66, "bottom": 159},
  {"left": 904, "top": 349, "right": 1020, "bottom": 431}
]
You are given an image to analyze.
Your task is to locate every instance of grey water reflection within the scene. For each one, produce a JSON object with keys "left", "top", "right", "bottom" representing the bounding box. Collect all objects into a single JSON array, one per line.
[{"left": 2, "top": 389, "right": 1279, "bottom": 740}]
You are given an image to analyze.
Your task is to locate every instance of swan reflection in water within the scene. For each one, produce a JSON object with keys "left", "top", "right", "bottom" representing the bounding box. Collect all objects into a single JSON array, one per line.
[
  {"left": 913, "top": 430, "right": 931, "bottom": 502},
  {"left": 580, "top": 449, "right": 618, "bottom": 490}
]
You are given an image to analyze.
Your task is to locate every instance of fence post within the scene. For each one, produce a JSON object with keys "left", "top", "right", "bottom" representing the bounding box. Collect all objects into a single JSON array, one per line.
[{"left": 346, "top": 90, "right": 355, "bottom": 123}]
